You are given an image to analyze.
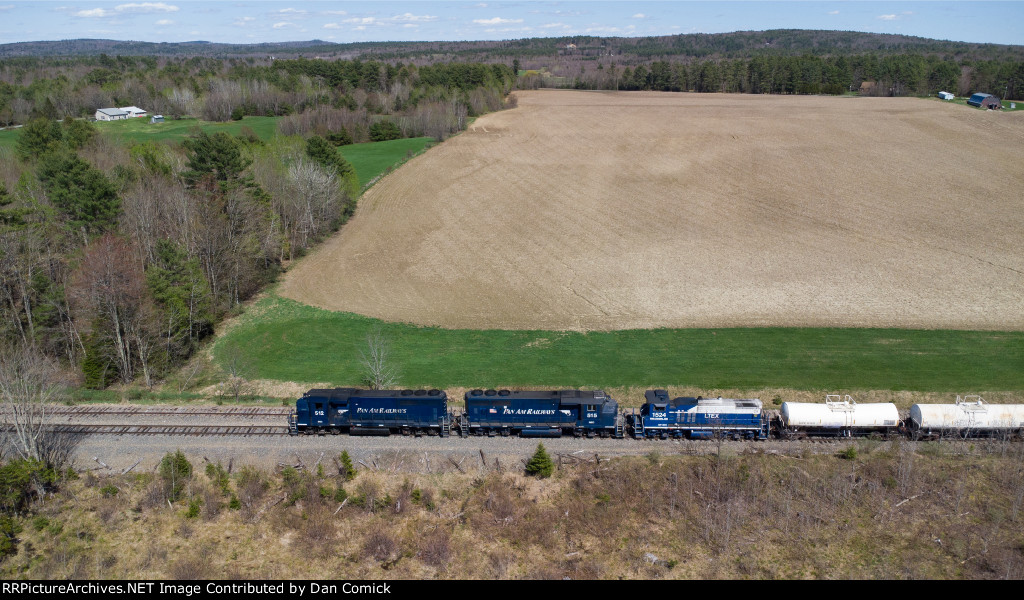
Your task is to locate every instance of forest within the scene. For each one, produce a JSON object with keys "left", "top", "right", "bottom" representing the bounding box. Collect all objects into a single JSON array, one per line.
[{"left": 0, "top": 56, "right": 516, "bottom": 390}]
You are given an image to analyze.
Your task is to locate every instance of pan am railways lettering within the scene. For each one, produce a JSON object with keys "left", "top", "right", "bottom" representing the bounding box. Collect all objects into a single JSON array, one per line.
[
  {"left": 502, "top": 408, "right": 564, "bottom": 415},
  {"left": 356, "top": 408, "right": 409, "bottom": 414}
]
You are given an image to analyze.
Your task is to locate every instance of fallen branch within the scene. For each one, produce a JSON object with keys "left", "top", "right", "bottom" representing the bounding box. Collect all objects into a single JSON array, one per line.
[
  {"left": 252, "top": 493, "right": 286, "bottom": 523},
  {"left": 121, "top": 459, "right": 142, "bottom": 475},
  {"left": 447, "top": 455, "right": 465, "bottom": 474},
  {"left": 92, "top": 457, "right": 109, "bottom": 470},
  {"left": 893, "top": 493, "right": 924, "bottom": 510},
  {"left": 334, "top": 498, "right": 348, "bottom": 515}
]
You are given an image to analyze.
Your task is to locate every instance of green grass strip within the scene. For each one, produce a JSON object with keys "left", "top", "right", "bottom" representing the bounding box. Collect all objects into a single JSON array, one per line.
[
  {"left": 215, "top": 294, "right": 1024, "bottom": 392},
  {"left": 339, "top": 137, "right": 433, "bottom": 189}
]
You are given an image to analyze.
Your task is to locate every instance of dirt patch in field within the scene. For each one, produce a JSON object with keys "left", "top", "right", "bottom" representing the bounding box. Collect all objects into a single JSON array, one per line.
[{"left": 280, "top": 91, "right": 1024, "bottom": 330}]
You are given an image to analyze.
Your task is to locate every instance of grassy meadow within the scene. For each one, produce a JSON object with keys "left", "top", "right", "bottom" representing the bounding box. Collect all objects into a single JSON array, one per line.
[
  {"left": 0, "top": 117, "right": 432, "bottom": 189},
  {"left": 339, "top": 137, "right": 434, "bottom": 189},
  {"left": 213, "top": 293, "right": 1024, "bottom": 395}
]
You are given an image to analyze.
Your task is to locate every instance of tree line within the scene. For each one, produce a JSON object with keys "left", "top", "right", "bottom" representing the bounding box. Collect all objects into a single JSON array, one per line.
[
  {"left": 524, "top": 53, "right": 1024, "bottom": 99},
  {"left": 0, "top": 57, "right": 516, "bottom": 389}
]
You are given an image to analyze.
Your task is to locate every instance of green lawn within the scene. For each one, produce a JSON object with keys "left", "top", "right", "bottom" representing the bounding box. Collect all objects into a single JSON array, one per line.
[
  {"left": 93, "top": 115, "right": 281, "bottom": 144},
  {"left": 0, "top": 116, "right": 281, "bottom": 150},
  {"left": 339, "top": 137, "right": 433, "bottom": 189},
  {"left": 214, "top": 293, "right": 1024, "bottom": 393}
]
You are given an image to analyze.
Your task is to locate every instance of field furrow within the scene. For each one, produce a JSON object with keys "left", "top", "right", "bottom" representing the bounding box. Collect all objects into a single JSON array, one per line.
[{"left": 280, "top": 90, "right": 1024, "bottom": 331}]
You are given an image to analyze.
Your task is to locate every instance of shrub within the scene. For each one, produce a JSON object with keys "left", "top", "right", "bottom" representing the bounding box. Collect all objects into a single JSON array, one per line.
[
  {"left": 185, "top": 498, "right": 202, "bottom": 519},
  {"left": 205, "top": 462, "right": 231, "bottom": 496},
  {"left": 159, "top": 450, "right": 193, "bottom": 503},
  {"left": 0, "top": 515, "right": 22, "bottom": 561},
  {"left": 100, "top": 484, "right": 119, "bottom": 497},
  {"left": 0, "top": 459, "right": 58, "bottom": 514},
  {"left": 326, "top": 128, "right": 353, "bottom": 146},
  {"left": 838, "top": 447, "right": 858, "bottom": 460},
  {"left": 369, "top": 120, "right": 402, "bottom": 142},
  {"left": 525, "top": 443, "right": 554, "bottom": 478},
  {"left": 339, "top": 451, "right": 356, "bottom": 481},
  {"left": 363, "top": 530, "right": 397, "bottom": 561}
]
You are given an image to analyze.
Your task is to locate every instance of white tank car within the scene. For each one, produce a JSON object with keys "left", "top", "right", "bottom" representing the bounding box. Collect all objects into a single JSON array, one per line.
[
  {"left": 781, "top": 395, "right": 900, "bottom": 435},
  {"left": 909, "top": 396, "right": 1024, "bottom": 434}
]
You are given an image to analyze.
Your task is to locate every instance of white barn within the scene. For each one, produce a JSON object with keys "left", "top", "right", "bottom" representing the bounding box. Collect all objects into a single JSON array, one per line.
[
  {"left": 95, "top": 108, "right": 128, "bottom": 121},
  {"left": 938, "top": 91, "right": 955, "bottom": 100},
  {"left": 120, "top": 106, "right": 147, "bottom": 118}
]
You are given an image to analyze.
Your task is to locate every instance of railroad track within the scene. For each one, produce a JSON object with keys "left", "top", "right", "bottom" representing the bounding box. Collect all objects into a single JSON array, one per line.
[
  {"left": 31, "top": 424, "right": 290, "bottom": 436},
  {"left": 0, "top": 405, "right": 291, "bottom": 417}
]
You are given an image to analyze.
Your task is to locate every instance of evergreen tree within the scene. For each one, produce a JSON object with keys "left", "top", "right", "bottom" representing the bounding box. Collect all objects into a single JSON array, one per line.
[
  {"left": 181, "top": 130, "right": 252, "bottom": 186},
  {"left": 525, "top": 442, "right": 554, "bottom": 478},
  {"left": 36, "top": 151, "right": 120, "bottom": 235},
  {"left": 15, "top": 118, "right": 63, "bottom": 162},
  {"left": 339, "top": 450, "right": 356, "bottom": 481}
]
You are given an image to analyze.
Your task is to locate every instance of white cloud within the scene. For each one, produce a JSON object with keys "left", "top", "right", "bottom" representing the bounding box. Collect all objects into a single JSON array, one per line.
[
  {"left": 633, "top": 13, "right": 645, "bottom": 19},
  {"left": 77, "top": 2, "right": 178, "bottom": 18},
  {"left": 323, "top": 23, "right": 341, "bottom": 29},
  {"left": 272, "top": 21, "right": 295, "bottom": 29},
  {"left": 473, "top": 17, "right": 523, "bottom": 25},
  {"left": 344, "top": 17, "right": 377, "bottom": 25},
  {"left": 0, "top": 5, "right": 15, "bottom": 11},
  {"left": 828, "top": 10, "right": 840, "bottom": 15},
  {"left": 115, "top": 2, "right": 178, "bottom": 13},
  {"left": 233, "top": 16, "right": 255, "bottom": 27},
  {"left": 540, "top": 22, "right": 568, "bottom": 29},
  {"left": 322, "top": 10, "right": 347, "bottom": 16},
  {"left": 877, "top": 14, "right": 898, "bottom": 21},
  {"left": 392, "top": 13, "right": 437, "bottom": 22},
  {"left": 155, "top": 19, "right": 172, "bottom": 25},
  {"left": 279, "top": 8, "right": 306, "bottom": 15}
]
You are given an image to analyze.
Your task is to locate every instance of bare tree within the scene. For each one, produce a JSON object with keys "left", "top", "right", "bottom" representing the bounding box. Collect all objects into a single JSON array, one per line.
[
  {"left": 0, "top": 347, "right": 79, "bottom": 471},
  {"left": 220, "top": 341, "right": 254, "bottom": 403},
  {"left": 359, "top": 328, "right": 398, "bottom": 390}
]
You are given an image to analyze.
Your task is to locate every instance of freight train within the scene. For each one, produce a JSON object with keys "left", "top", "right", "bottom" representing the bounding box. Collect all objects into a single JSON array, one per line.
[{"left": 289, "top": 389, "right": 1024, "bottom": 441}]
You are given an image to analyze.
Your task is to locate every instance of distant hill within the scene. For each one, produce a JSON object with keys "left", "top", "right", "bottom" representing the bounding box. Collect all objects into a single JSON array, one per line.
[{"left": 2, "top": 30, "right": 1022, "bottom": 62}]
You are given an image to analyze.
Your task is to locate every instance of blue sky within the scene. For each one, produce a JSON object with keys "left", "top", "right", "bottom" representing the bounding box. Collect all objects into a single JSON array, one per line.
[{"left": 0, "top": 1, "right": 1021, "bottom": 46}]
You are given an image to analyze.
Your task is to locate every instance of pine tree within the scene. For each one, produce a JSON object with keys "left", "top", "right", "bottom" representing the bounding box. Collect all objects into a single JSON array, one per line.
[
  {"left": 339, "top": 450, "right": 356, "bottom": 481},
  {"left": 525, "top": 442, "right": 554, "bottom": 478}
]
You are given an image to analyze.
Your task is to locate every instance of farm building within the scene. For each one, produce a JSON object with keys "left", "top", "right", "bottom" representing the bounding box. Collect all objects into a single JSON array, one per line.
[
  {"left": 938, "top": 91, "right": 955, "bottom": 100},
  {"left": 858, "top": 81, "right": 876, "bottom": 95},
  {"left": 94, "top": 108, "right": 128, "bottom": 121},
  {"left": 120, "top": 106, "right": 148, "bottom": 118},
  {"left": 967, "top": 93, "right": 1002, "bottom": 109}
]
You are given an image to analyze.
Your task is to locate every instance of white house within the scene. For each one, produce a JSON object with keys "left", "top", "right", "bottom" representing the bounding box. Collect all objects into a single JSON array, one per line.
[
  {"left": 95, "top": 108, "right": 128, "bottom": 121},
  {"left": 119, "top": 106, "right": 148, "bottom": 118},
  {"left": 938, "top": 91, "right": 955, "bottom": 100}
]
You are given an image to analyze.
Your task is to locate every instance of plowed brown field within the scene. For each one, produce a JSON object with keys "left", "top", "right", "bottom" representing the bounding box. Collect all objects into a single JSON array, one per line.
[{"left": 280, "top": 90, "right": 1024, "bottom": 331}]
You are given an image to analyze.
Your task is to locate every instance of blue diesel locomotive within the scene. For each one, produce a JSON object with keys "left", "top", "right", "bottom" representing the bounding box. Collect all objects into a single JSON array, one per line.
[
  {"left": 460, "top": 389, "right": 623, "bottom": 438},
  {"left": 289, "top": 388, "right": 451, "bottom": 436},
  {"left": 629, "top": 389, "right": 770, "bottom": 440}
]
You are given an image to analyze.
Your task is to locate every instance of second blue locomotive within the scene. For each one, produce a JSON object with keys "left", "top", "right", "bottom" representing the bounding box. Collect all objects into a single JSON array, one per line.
[{"left": 460, "top": 389, "right": 622, "bottom": 438}]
